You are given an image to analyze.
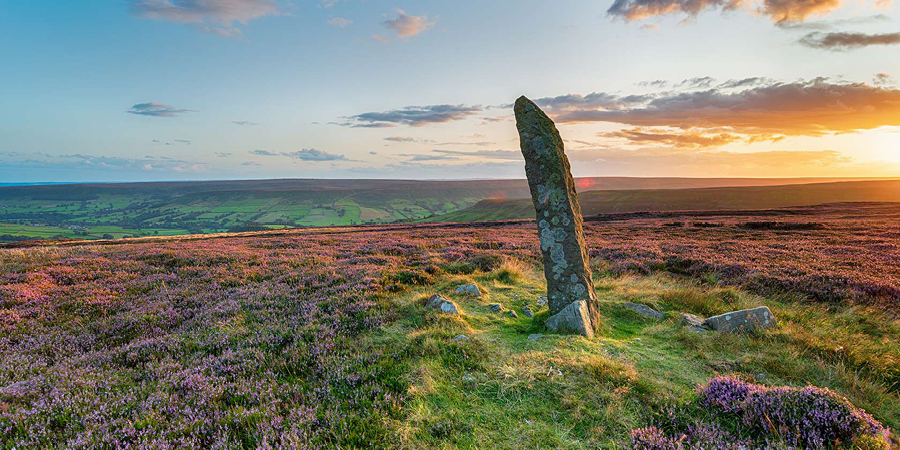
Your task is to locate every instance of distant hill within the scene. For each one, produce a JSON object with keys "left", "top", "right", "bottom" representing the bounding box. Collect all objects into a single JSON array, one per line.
[
  {"left": 0, "top": 177, "right": 895, "bottom": 242},
  {"left": 429, "top": 180, "right": 900, "bottom": 222}
]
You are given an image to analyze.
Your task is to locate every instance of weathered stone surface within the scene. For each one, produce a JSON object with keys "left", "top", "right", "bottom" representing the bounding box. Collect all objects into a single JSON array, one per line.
[
  {"left": 537, "top": 296, "right": 548, "bottom": 306},
  {"left": 455, "top": 284, "right": 482, "bottom": 296},
  {"left": 440, "top": 301, "right": 460, "bottom": 315},
  {"left": 489, "top": 303, "right": 503, "bottom": 313},
  {"left": 680, "top": 313, "right": 710, "bottom": 332},
  {"left": 425, "top": 294, "right": 460, "bottom": 315},
  {"left": 507, "top": 310, "right": 519, "bottom": 318},
  {"left": 528, "top": 334, "right": 543, "bottom": 341},
  {"left": 704, "top": 306, "right": 776, "bottom": 333},
  {"left": 453, "top": 335, "right": 471, "bottom": 343},
  {"left": 523, "top": 306, "right": 534, "bottom": 318},
  {"left": 624, "top": 302, "right": 664, "bottom": 320},
  {"left": 515, "top": 96, "right": 600, "bottom": 336},
  {"left": 544, "top": 300, "right": 594, "bottom": 338}
]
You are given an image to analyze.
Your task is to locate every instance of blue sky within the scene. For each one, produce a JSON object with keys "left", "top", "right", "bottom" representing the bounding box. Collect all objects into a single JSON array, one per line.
[{"left": 2, "top": 0, "right": 899, "bottom": 182}]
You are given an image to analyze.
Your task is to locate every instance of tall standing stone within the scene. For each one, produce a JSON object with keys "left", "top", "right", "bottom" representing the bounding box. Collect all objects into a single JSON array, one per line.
[{"left": 515, "top": 96, "right": 600, "bottom": 338}]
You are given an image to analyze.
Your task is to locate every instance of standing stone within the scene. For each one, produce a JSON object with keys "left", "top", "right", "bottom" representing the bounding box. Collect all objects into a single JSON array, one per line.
[{"left": 515, "top": 96, "right": 600, "bottom": 337}]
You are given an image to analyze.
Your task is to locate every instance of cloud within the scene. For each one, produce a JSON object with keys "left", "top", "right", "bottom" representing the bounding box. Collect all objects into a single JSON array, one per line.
[
  {"left": 129, "top": 0, "right": 280, "bottom": 36},
  {"left": 241, "top": 161, "right": 262, "bottom": 166},
  {"left": 799, "top": 31, "right": 900, "bottom": 50},
  {"left": 346, "top": 104, "right": 482, "bottom": 127},
  {"left": 874, "top": 73, "right": 895, "bottom": 87},
  {"left": 400, "top": 153, "right": 458, "bottom": 162},
  {"left": 371, "top": 34, "right": 390, "bottom": 44},
  {"left": 432, "top": 149, "right": 522, "bottom": 160},
  {"left": 0, "top": 152, "right": 208, "bottom": 173},
  {"left": 599, "top": 128, "right": 747, "bottom": 148},
  {"left": 384, "top": 136, "right": 422, "bottom": 143},
  {"left": 640, "top": 23, "right": 660, "bottom": 31},
  {"left": 638, "top": 80, "right": 669, "bottom": 88},
  {"left": 532, "top": 93, "right": 650, "bottom": 111},
  {"left": 127, "top": 102, "right": 195, "bottom": 117},
  {"left": 173, "top": 139, "right": 191, "bottom": 144},
  {"left": 282, "top": 148, "right": 348, "bottom": 161},
  {"left": 717, "top": 77, "right": 775, "bottom": 89},
  {"left": 232, "top": 120, "right": 259, "bottom": 126},
  {"left": 382, "top": 9, "right": 435, "bottom": 37},
  {"left": 327, "top": 17, "right": 352, "bottom": 27},
  {"left": 774, "top": 13, "right": 890, "bottom": 30},
  {"left": 319, "top": 0, "right": 339, "bottom": 8},
  {"left": 215, "top": 152, "right": 232, "bottom": 157},
  {"left": 677, "top": 76, "right": 716, "bottom": 88},
  {"left": 551, "top": 78, "right": 900, "bottom": 137},
  {"left": 607, "top": 0, "right": 883, "bottom": 24},
  {"left": 250, "top": 149, "right": 279, "bottom": 156}
]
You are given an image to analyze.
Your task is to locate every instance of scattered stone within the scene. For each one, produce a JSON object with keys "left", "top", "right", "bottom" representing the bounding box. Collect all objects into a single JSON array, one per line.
[
  {"left": 528, "top": 334, "right": 543, "bottom": 341},
  {"left": 704, "top": 306, "right": 777, "bottom": 333},
  {"left": 507, "top": 310, "right": 519, "bottom": 318},
  {"left": 440, "top": 300, "right": 460, "bottom": 315},
  {"left": 544, "top": 300, "right": 594, "bottom": 338},
  {"left": 516, "top": 96, "right": 601, "bottom": 337},
  {"left": 455, "top": 283, "right": 482, "bottom": 297},
  {"left": 680, "top": 313, "right": 710, "bottom": 332},
  {"left": 489, "top": 303, "right": 503, "bottom": 313},
  {"left": 624, "top": 302, "right": 664, "bottom": 320},
  {"left": 537, "top": 296, "right": 548, "bottom": 306},
  {"left": 462, "top": 373, "right": 475, "bottom": 382},
  {"left": 523, "top": 306, "right": 534, "bottom": 318},
  {"left": 756, "top": 373, "right": 768, "bottom": 380},
  {"left": 425, "top": 294, "right": 461, "bottom": 315},
  {"left": 452, "top": 335, "right": 470, "bottom": 343}
]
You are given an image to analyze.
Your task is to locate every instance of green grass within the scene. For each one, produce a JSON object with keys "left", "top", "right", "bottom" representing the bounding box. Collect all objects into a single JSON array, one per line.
[{"left": 373, "top": 264, "right": 899, "bottom": 448}]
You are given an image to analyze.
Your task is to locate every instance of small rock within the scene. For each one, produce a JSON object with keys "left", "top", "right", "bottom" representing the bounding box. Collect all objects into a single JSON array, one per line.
[
  {"left": 545, "top": 300, "right": 593, "bottom": 338},
  {"left": 523, "top": 306, "right": 534, "bottom": 318},
  {"left": 462, "top": 373, "right": 475, "bottom": 382},
  {"left": 425, "top": 294, "right": 460, "bottom": 315},
  {"left": 440, "top": 300, "right": 460, "bottom": 315},
  {"left": 704, "top": 306, "right": 777, "bottom": 333},
  {"left": 680, "top": 313, "right": 710, "bottom": 332},
  {"left": 455, "top": 284, "right": 482, "bottom": 297},
  {"left": 756, "top": 373, "right": 768, "bottom": 380},
  {"left": 489, "top": 303, "right": 503, "bottom": 313},
  {"left": 624, "top": 302, "right": 664, "bottom": 320},
  {"left": 537, "top": 296, "right": 548, "bottom": 306},
  {"left": 528, "top": 334, "right": 543, "bottom": 341},
  {"left": 507, "top": 310, "right": 519, "bottom": 318},
  {"left": 452, "top": 335, "right": 470, "bottom": 343}
]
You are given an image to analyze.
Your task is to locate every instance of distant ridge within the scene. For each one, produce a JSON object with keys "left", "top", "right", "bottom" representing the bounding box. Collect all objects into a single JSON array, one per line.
[{"left": 429, "top": 179, "right": 900, "bottom": 222}]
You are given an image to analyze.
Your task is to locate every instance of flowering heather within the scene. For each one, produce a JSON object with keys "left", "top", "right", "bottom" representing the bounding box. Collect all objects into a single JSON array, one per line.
[{"left": 0, "top": 204, "right": 898, "bottom": 447}]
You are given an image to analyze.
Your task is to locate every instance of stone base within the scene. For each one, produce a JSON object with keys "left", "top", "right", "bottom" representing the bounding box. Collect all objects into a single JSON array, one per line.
[{"left": 545, "top": 300, "right": 594, "bottom": 338}]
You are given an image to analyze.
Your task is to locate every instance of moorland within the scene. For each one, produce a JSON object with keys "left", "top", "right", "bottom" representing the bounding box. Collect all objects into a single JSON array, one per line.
[{"left": 1, "top": 201, "right": 898, "bottom": 448}]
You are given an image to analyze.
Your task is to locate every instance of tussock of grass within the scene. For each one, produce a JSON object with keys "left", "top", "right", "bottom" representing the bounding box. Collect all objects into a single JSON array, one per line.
[{"left": 382, "top": 266, "right": 900, "bottom": 449}]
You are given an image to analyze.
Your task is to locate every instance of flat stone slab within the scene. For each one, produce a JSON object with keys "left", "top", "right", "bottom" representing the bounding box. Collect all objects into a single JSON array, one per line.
[
  {"left": 624, "top": 302, "right": 664, "bottom": 320},
  {"left": 545, "top": 300, "right": 594, "bottom": 338},
  {"left": 455, "top": 284, "right": 482, "bottom": 297},
  {"left": 704, "top": 306, "right": 776, "bottom": 333}
]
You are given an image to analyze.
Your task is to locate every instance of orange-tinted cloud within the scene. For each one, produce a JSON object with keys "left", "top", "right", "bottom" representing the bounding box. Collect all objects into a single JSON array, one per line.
[
  {"left": 799, "top": 31, "right": 900, "bottom": 50},
  {"left": 549, "top": 78, "right": 900, "bottom": 137},
  {"left": 599, "top": 128, "right": 746, "bottom": 148},
  {"left": 607, "top": 0, "right": 878, "bottom": 24}
]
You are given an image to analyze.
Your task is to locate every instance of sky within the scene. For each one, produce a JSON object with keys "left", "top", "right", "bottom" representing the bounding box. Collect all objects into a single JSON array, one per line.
[{"left": 1, "top": 0, "right": 899, "bottom": 182}]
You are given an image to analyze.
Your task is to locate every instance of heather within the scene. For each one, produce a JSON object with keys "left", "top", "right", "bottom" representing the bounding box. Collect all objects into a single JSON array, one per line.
[{"left": 1, "top": 207, "right": 899, "bottom": 448}]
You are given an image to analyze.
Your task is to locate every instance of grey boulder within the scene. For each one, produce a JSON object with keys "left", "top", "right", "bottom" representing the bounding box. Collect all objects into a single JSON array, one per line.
[
  {"left": 456, "top": 284, "right": 482, "bottom": 297},
  {"left": 624, "top": 302, "right": 664, "bottom": 320},
  {"left": 680, "top": 313, "right": 710, "bottom": 332},
  {"left": 704, "top": 306, "right": 776, "bottom": 333},
  {"left": 523, "top": 306, "right": 534, "bottom": 318},
  {"left": 489, "top": 303, "right": 503, "bottom": 313},
  {"left": 425, "top": 294, "right": 461, "bottom": 315}
]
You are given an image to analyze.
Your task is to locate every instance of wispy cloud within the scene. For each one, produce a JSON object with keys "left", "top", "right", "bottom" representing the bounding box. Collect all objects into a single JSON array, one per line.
[
  {"left": 799, "top": 31, "right": 900, "bottom": 50},
  {"left": 327, "top": 17, "right": 352, "bottom": 27},
  {"left": 232, "top": 120, "right": 259, "bottom": 126},
  {"left": 382, "top": 9, "right": 435, "bottom": 38},
  {"left": 345, "top": 104, "right": 482, "bottom": 127},
  {"left": 250, "top": 149, "right": 279, "bottom": 156},
  {"left": 129, "top": 0, "right": 281, "bottom": 37},
  {"left": 282, "top": 148, "right": 349, "bottom": 161},
  {"left": 127, "top": 102, "right": 195, "bottom": 117},
  {"left": 432, "top": 149, "right": 522, "bottom": 160}
]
